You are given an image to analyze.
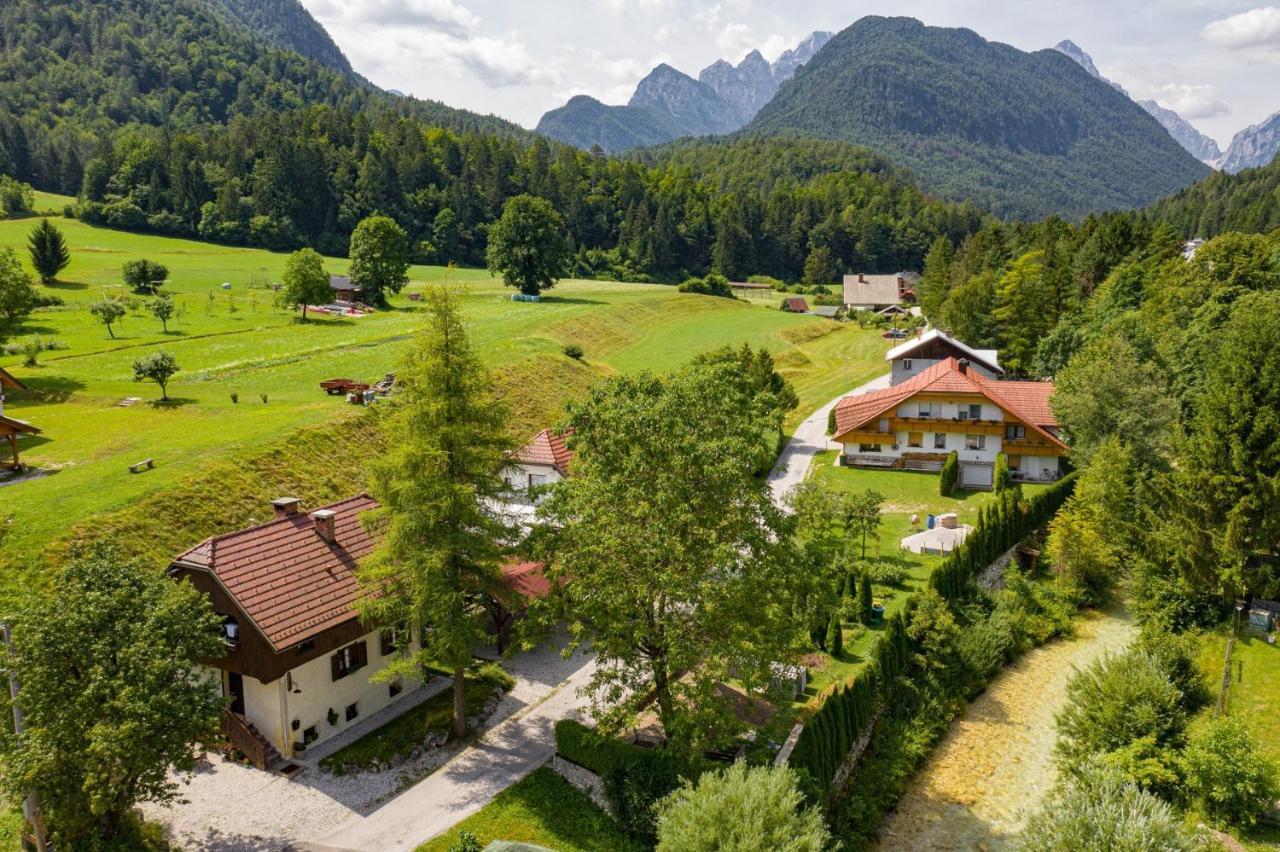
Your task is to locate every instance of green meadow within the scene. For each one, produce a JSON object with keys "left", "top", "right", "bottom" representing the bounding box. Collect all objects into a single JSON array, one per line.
[{"left": 0, "top": 207, "right": 890, "bottom": 583}]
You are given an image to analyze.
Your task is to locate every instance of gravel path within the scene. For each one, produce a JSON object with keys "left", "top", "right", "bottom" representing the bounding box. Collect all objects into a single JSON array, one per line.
[
  {"left": 874, "top": 605, "right": 1137, "bottom": 851},
  {"left": 141, "top": 639, "right": 592, "bottom": 851}
]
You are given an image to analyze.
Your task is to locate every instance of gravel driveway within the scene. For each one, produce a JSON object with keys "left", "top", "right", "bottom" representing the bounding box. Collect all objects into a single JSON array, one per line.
[{"left": 142, "top": 637, "right": 592, "bottom": 851}]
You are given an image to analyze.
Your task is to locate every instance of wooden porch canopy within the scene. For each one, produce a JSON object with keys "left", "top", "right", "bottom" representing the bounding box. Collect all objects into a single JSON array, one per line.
[{"left": 0, "top": 414, "right": 40, "bottom": 469}]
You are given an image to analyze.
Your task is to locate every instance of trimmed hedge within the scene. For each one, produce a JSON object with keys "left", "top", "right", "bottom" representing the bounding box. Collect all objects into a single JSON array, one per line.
[
  {"left": 939, "top": 451, "right": 959, "bottom": 496},
  {"left": 930, "top": 473, "right": 1078, "bottom": 600},
  {"left": 555, "top": 719, "right": 648, "bottom": 777},
  {"left": 788, "top": 608, "right": 914, "bottom": 790}
]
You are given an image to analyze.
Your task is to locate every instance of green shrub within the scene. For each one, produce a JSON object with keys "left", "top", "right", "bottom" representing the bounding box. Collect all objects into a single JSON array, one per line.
[
  {"left": 994, "top": 452, "right": 1011, "bottom": 491},
  {"left": 562, "top": 343, "right": 584, "bottom": 360},
  {"left": 939, "top": 451, "right": 959, "bottom": 496},
  {"left": 859, "top": 572, "right": 874, "bottom": 625},
  {"left": 1018, "top": 759, "right": 1201, "bottom": 852},
  {"left": 1183, "top": 716, "right": 1280, "bottom": 829},
  {"left": 606, "top": 752, "right": 683, "bottom": 838},
  {"left": 677, "top": 273, "right": 734, "bottom": 299},
  {"left": 471, "top": 660, "right": 515, "bottom": 691},
  {"left": 826, "top": 614, "right": 843, "bottom": 657},
  {"left": 655, "top": 763, "right": 830, "bottom": 852},
  {"left": 867, "top": 561, "right": 908, "bottom": 587},
  {"left": 1054, "top": 651, "right": 1187, "bottom": 789}
]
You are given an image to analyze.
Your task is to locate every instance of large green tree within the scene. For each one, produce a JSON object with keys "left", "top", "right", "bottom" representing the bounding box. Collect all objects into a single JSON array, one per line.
[
  {"left": 358, "top": 288, "right": 514, "bottom": 737},
  {"left": 0, "top": 542, "right": 222, "bottom": 845},
  {"left": 534, "top": 363, "right": 809, "bottom": 752},
  {"left": 132, "top": 351, "right": 179, "bottom": 401},
  {"left": 1170, "top": 291, "right": 1280, "bottom": 597},
  {"left": 26, "top": 218, "right": 69, "bottom": 285},
  {"left": 655, "top": 763, "right": 831, "bottom": 852},
  {"left": 280, "top": 247, "right": 332, "bottom": 321},
  {"left": 122, "top": 258, "right": 169, "bottom": 294},
  {"left": 0, "top": 247, "right": 37, "bottom": 344},
  {"left": 485, "top": 194, "right": 571, "bottom": 297},
  {"left": 349, "top": 215, "right": 409, "bottom": 306}
]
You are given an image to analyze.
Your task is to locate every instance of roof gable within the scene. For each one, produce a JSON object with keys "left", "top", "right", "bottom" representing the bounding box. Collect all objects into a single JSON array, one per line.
[
  {"left": 513, "top": 429, "right": 574, "bottom": 475},
  {"left": 885, "top": 330, "right": 1003, "bottom": 374},
  {"left": 832, "top": 358, "right": 1062, "bottom": 448},
  {"left": 174, "top": 495, "right": 379, "bottom": 650},
  {"left": 0, "top": 367, "right": 25, "bottom": 391}
]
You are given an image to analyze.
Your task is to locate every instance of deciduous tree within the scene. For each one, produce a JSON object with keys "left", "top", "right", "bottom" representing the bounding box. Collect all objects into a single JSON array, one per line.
[
  {"left": 0, "top": 542, "right": 222, "bottom": 846},
  {"left": 0, "top": 247, "right": 37, "bottom": 344},
  {"left": 280, "top": 247, "right": 331, "bottom": 321},
  {"left": 132, "top": 350, "right": 179, "bottom": 400},
  {"left": 534, "top": 363, "right": 808, "bottom": 752},
  {"left": 349, "top": 215, "right": 409, "bottom": 306},
  {"left": 122, "top": 258, "right": 168, "bottom": 294},
  {"left": 89, "top": 296, "right": 126, "bottom": 338},
  {"left": 485, "top": 194, "right": 571, "bottom": 297},
  {"left": 149, "top": 293, "right": 176, "bottom": 332},
  {"left": 358, "top": 288, "right": 514, "bottom": 737}
]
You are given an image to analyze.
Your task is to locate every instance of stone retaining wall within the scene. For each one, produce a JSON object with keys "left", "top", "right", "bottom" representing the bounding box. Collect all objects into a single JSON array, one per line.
[{"left": 552, "top": 754, "right": 613, "bottom": 816}]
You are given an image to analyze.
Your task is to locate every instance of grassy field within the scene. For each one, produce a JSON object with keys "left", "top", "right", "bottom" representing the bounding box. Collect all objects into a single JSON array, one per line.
[
  {"left": 415, "top": 767, "right": 642, "bottom": 852},
  {"left": 0, "top": 213, "right": 889, "bottom": 591}
]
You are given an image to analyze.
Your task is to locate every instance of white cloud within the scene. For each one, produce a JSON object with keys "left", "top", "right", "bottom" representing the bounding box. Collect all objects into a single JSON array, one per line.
[
  {"left": 1146, "top": 82, "right": 1230, "bottom": 119},
  {"left": 310, "top": 0, "right": 480, "bottom": 37},
  {"left": 1203, "top": 6, "right": 1280, "bottom": 53},
  {"left": 592, "top": 0, "right": 675, "bottom": 14}
]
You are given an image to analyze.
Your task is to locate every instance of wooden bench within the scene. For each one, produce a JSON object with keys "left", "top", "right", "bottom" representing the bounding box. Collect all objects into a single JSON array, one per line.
[{"left": 129, "top": 458, "right": 154, "bottom": 474}]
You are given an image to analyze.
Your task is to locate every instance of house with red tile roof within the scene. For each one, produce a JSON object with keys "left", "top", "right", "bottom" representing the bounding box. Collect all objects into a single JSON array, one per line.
[
  {"left": 169, "top": 494, "right": 548, "bottom": 767},
  {"left": 831, "top": 357, "right": 1065, "bottom": 489},
  {"left": 506, "top": 428, "right": 574, "bottom": 494}
]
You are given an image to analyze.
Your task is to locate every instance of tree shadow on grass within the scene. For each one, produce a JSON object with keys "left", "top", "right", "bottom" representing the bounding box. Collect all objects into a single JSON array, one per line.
[
  {"left": 531, "top": 295, "right": 607, "bottom": 306},
  {"left": 44, "top": 279, "right": 90, "bottom": 291},
  {"left": 147, "top": 397, "right": 198, "bottom": 409},
  {"left": 10, "top": 375, "right": 87, "bottom": 403},
  {"left": 17, "top": 323, "right": 60, "bottom": 336}
]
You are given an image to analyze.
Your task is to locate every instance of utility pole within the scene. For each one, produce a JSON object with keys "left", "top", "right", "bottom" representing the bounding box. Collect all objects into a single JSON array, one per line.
[{"left": 2, "top": 624, "right": 47, "bottom": 852}]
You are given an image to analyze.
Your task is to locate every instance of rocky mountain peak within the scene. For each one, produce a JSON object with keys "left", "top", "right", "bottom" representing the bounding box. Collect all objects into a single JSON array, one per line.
[{"left": 1218, "top": 110, "right": 1280, "bottom": 173}]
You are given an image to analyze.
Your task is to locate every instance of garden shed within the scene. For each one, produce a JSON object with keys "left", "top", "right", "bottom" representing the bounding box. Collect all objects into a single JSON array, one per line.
[{"left": 1248, "top": 600, "right": 1279, "bottom": 633}]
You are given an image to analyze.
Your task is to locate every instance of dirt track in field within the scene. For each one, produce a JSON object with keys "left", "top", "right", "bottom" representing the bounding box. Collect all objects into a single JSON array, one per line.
[{"left": 875, "top": 605, "right": 1136, "bottom": 851}]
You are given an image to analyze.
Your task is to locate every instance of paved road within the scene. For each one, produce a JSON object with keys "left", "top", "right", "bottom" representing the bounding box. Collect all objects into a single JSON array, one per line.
[
  {"left": 305, "top": 659, "right": 597, "bottom": 852},
  {"left": 768, "top": 373, "right": 891, "bottom": 504}
]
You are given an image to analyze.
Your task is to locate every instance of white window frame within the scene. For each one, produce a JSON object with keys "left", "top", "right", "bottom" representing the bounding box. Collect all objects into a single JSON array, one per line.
[{"left": 965, "top": 434, "right": 986, "bottom": 451}]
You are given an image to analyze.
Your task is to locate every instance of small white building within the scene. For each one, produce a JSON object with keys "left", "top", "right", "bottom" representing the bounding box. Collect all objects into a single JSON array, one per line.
[
  {"left": 885, "top": 329, "right": 1003, "bottom": 386},
  {"left": 504, "top": 428, "right": 573, "bottom": 494}
]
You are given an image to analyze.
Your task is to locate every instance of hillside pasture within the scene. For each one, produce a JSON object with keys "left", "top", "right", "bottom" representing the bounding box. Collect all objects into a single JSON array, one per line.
[{"left": 0, "top": 215, "right": 889, "bottom": 587}]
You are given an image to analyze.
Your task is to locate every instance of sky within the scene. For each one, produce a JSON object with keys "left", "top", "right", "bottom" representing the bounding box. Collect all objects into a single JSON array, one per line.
[{"left": 299, "top": 0, "right": 1280, "bottom": 147}]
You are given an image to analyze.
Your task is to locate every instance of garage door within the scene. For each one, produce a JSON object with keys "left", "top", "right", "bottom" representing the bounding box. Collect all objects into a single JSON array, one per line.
[{"left": 961, "top": 463, "right": 994, "bottom": 490}]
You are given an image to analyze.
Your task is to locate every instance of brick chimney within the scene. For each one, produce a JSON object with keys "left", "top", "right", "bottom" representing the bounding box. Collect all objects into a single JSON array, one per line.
[
  {"left": 311, "top": 509, "right": 336, "bottom": 543},
  {"left": 272, "top": 497, "right": 301, "bottom": 519},
  {"left": 858, "top": 273, "right": 866, "bottom": 283},
  {"left": 958, "top": 358, "right": 970, "bottom": 374}
]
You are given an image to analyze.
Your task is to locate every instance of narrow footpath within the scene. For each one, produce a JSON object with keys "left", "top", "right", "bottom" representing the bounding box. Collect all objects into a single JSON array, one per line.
[{"left": 874, "top": 605, "right": 1137, "bottom": 851}]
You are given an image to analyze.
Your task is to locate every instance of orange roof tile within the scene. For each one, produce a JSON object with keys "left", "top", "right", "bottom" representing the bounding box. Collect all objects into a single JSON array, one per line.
[
  {"left": 501, "top": 560, "right": 551, "bottom": 603},
  {"left": 513, "top": 428, "right": 574, "bottom": 476},
  {"left": 832, "top": 358, "right": 1062, "bottom": 448},
  {"left": 0, "top": 367, "right": 25, "bottom": 391}
]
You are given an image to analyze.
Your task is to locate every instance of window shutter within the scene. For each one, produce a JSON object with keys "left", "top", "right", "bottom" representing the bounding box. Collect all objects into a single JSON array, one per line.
[
  {"left": 354, "top": 640, "right": 367, "bottom": 669},
  {"left": 331, "top": 650, "right": 343, "bottom": 682}
]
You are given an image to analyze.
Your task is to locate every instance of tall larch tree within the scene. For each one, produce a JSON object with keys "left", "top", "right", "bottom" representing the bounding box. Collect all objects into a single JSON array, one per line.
[{"left": 358, "top": 288, "right": 514, "bottom": 737}]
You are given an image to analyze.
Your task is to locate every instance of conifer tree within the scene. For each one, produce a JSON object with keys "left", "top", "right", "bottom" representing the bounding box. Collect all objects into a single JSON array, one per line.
[{"left": 27, "top": 218, "right": 69, "bottom": 284}]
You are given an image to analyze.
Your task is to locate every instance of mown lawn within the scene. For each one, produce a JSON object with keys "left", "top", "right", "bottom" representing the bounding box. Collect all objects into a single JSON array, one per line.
[
  {"left": 416, "top": 767, "right": 643, "bottom": 852},
  {"left": 1196, "top": 625, "right": 1280, "bottom": 765},
  {"left": 0, "top": 215, "right": 891, "bottom": 584},
  {"left": 320, "top": 680, "right": 497, "bottom": 773}
]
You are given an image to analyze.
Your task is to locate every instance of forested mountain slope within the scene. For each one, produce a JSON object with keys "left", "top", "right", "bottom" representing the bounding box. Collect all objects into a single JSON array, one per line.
[
  {"left": 745, "top": 17, "right": 1210, "bottom": 220},
  {"left": 202, "top": 0, "right": 354, "bottom": 76},
  {"left": 1145, "top": 155, "right": 1280, "bottom": 237},
  {"left": 0, "top": 0, "right": 527, "bottom": 193}
]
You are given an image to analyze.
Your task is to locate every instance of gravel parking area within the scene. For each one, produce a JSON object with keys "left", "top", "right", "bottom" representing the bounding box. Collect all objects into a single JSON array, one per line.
[{"left": 142, "top": 637, "right": 592, "bottom": 851}]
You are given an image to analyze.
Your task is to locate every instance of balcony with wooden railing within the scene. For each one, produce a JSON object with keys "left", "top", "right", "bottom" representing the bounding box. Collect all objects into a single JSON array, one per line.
[{"left": 1002, "top": 438, "right": 1068, "bottom": 457}]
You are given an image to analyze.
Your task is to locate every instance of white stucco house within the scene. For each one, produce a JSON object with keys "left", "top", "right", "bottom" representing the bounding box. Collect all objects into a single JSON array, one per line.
[{"left": 831, "top": 357, "right": 1066, "bottom": 490}]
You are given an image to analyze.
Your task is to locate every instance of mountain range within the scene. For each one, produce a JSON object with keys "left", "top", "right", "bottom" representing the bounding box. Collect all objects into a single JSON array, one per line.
[
  {"left": 744, "top": 17, "right": 1209, "bottom": 220},
  {"left": 535, "top": 32, "right": 831, "bottom": 152},
  {"left": 1053, "top": 39, "right": 1280, "bottom": 174},
  {"left": 1052, "top": 40, "right": 1221, "bottom": 165}
]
